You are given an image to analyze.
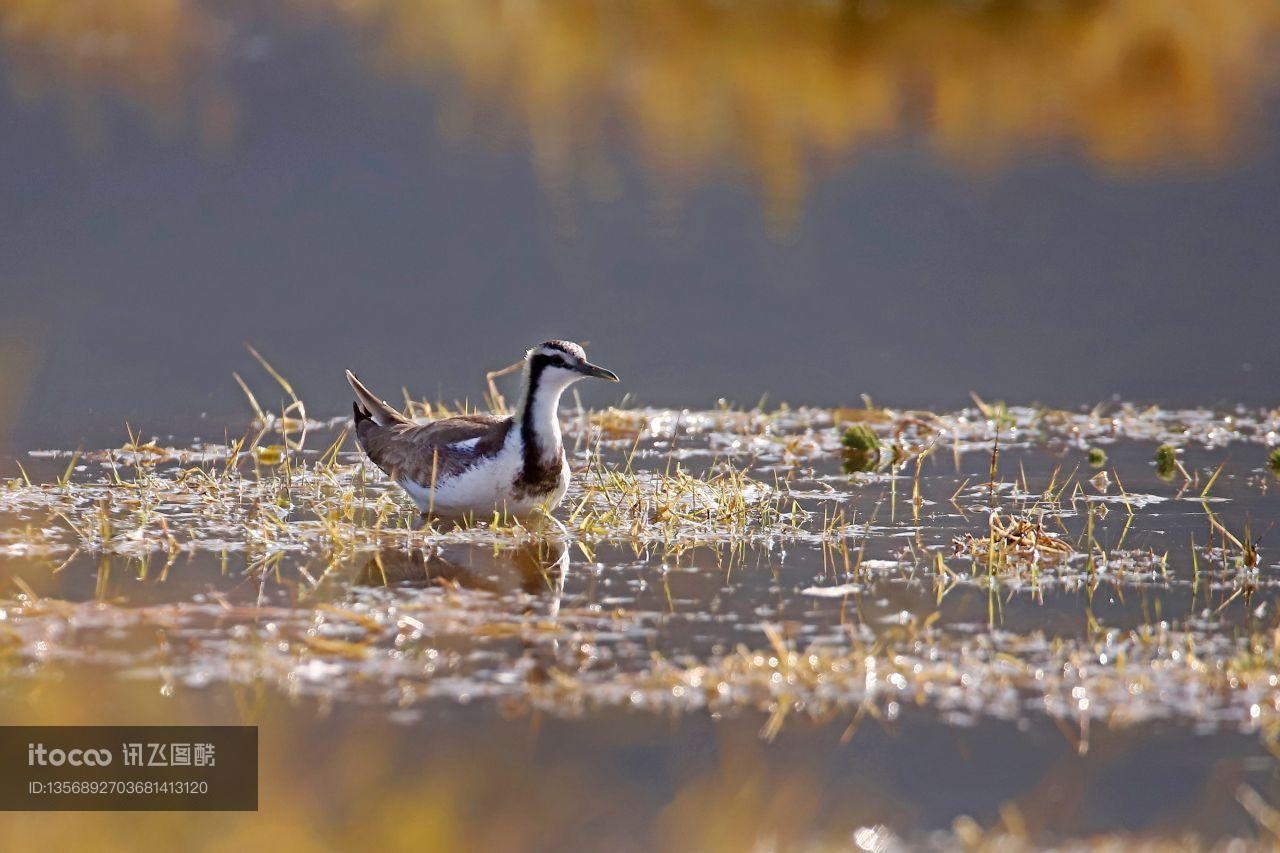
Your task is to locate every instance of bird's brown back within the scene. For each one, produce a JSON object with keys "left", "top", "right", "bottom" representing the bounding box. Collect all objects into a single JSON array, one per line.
[{"left": 356, "top": 414, "right": 513, "bottom": 484}]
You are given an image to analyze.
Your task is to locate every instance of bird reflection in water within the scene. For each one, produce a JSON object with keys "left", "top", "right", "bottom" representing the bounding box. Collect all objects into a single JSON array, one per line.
[
  {"left": 350, "top": 537, "right": 568, "bottom": 618},
  {"left": 347, "top": 538, "right": 572, "bottom": 682}
]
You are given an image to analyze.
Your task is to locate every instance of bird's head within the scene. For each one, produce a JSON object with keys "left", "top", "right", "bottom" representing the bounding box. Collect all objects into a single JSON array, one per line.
[{"left": 526, "top": 340, "right": 620, "bottom": 388}]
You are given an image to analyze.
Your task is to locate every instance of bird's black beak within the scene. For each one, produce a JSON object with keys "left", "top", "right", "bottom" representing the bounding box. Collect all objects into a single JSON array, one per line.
[{"left": 579, "top": 361, "right": 620, "bottom": 382}]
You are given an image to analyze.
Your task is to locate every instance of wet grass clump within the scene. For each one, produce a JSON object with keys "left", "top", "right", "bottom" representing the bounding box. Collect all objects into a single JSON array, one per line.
[{"left": 839, "top": 424, "right": 881, "bottom": 473}]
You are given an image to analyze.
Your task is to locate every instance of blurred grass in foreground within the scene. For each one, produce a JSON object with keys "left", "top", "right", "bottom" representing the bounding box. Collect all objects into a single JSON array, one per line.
[{"left": 0, "top": 673, "right": 1274, "bottom": 852}]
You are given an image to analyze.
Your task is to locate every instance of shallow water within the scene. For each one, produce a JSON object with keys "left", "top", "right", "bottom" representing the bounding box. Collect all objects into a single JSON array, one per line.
[{"left": 2, "top": 404, "right": 1279, "bottom": 845}]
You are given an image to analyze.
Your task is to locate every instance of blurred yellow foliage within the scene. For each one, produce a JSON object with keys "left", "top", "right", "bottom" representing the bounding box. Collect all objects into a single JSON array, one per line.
[
  {"left": 0, "top": 0, "right": 231, "bottom": 149},
  {"left": 334, "top": 0, "right": 1280, "bottom": 224},
  {"left": 3, "top": 0, "right": 1278, "bottom": 219}
]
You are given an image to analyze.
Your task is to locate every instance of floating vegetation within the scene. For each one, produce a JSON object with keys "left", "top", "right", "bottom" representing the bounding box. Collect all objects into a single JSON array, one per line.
[
  {"left": 840, "top": 424, "right": 881, "bottom": 474},
  {"left": 951, "top": 511, "right": 1075, "bottom": 571},
  {"left": 3, "top": 391, "right": 1280, "bottom": 750},
  {"left": 1088, "top": 446, "right": 1107, "bottom": 467},
  {"left": 1155, "top": 443, "right": 1180, "bottom": 481},
  {"left": 1269, "top": 447, "right": 1280, "bottom": 475},
  {"left": 4, "top": 571, "right": 1280, "bottom": 747}
]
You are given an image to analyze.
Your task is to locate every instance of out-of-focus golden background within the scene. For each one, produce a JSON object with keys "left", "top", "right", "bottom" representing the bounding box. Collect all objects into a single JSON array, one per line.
[
  {"left": 6, "top": 1, "right": 1279, "bottom": 188},
  {"left": 4, "top": 0, "right": 1280, "bottom": 455}
]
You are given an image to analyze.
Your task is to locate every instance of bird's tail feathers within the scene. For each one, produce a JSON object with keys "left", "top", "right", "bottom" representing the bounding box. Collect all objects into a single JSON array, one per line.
[{"left": 345, "top": 370, "right": 412, "bottom": 427}]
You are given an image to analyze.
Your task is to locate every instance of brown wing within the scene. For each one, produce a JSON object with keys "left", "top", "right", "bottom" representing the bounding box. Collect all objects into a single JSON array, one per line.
[{"left": 356, "top": 413, "right": 512, "bottom": 484}]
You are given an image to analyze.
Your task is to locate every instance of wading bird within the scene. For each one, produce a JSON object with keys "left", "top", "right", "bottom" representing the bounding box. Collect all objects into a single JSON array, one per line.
[{"left": 346, "top": 340, "right": 619, "bottom": 519}]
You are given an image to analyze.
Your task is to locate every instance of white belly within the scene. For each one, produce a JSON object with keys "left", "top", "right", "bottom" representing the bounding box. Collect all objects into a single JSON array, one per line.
[{"left": 397, "top": 443, "right": 570, "bottom": 518}]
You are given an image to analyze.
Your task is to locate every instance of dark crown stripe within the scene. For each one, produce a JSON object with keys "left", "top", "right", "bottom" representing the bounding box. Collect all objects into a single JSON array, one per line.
[{"left": 539, "top": 340, "right": 585, "bottom": 360}]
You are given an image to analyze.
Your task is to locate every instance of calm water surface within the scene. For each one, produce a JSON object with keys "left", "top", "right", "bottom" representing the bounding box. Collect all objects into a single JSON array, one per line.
[{"left": 2, "top": 1, "right": 1280, "bottom": 453}]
